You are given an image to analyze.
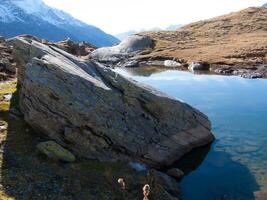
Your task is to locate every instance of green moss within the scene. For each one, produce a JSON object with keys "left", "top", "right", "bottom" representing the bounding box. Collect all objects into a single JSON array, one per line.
[{"left": 36, "top": 141, "right": 76, "bottom": 162}]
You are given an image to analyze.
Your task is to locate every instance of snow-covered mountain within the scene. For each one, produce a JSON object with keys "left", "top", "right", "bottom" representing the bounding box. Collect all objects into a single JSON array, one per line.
[
  {"left": 0, "top": 0, "right": 119, "bottom": 47},
  {"left": 263, "top": 3, "right": 267, "bottom": 8}
]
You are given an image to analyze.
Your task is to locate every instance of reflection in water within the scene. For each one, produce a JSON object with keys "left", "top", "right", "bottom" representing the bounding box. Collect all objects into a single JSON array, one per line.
[
  {"left": 114, "top": 67, "right": 267, "bottom": 200},
  {"left": 119, "top": 66, "right": 168, "bottom": 77}
]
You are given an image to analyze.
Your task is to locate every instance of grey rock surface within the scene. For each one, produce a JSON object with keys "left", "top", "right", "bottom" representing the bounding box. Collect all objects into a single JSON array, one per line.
[
  {"left": 11, "top": 36, "right": 214, "bottom": 168},
  {"left": 91, "top": 35, "right": 153, "bottom": 63},
  {"left": 164, "top": 60, "right": 182, "bottom": 67}
]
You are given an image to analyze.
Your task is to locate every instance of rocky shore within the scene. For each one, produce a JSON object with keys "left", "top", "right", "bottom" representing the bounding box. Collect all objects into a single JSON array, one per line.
[{"left": 90, "top": 33, "right": 267, "bottom": 79}]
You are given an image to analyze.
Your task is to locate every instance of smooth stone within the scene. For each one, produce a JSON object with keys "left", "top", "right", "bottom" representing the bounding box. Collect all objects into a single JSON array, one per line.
[
  {"left": 91, "top": 35, "right": 153, "bottom": 63},
  {"left": 36, "top": 141, "right": 76, "bottom": 162},
  {"left": 164, "top": 60, "right": 182, "bottom": 67}
]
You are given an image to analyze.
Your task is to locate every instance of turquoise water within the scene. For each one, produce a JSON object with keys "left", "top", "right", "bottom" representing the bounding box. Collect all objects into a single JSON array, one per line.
[{"left": 115, "top": 68, "right": 267, "bottom": 200}]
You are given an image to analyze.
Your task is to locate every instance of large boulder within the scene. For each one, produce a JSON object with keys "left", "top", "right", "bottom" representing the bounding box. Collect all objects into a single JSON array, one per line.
[
  {"left": 91, "top": 35, "right": 153, "bottom": 63},
  {"left": 10, "top": 36, "right": 214, "bottom": 168}
]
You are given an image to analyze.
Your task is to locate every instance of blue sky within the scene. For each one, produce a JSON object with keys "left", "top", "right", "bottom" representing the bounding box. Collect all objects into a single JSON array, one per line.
[{"left": 43, "top": 0, "right": 266, "bottom": 34}]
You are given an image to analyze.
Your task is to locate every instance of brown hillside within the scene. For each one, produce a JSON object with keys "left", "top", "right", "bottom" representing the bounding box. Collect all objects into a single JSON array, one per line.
[{"left": 139, "top": 7, "right": 267, "bottom": 66}]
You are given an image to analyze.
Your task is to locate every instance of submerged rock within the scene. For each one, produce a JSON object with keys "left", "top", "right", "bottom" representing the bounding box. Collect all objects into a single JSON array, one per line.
[
  {"left": 91, "top": 35, "right": 153, "bottom": 63},
  {"left": 10, "top": 36, "right": 214, "bottom": 168},
  {"left": 37, "top": 141, "right": 76, "bottom": 162}
]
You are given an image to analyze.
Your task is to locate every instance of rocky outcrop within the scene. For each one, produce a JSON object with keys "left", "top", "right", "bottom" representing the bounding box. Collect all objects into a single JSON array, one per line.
[
  {"left": 91, "top": 35, "right": 153, "bottom": 63},
  {"left": 53, "top": 38, "right": 96, "bottom": 57},
  {"left": 10, "top": 36, "right": 214, "bottom": 168}
]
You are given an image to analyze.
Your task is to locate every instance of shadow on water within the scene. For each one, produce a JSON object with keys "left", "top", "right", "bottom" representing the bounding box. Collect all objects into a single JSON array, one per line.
[{"left": 171, "top": 142, "right": 260, "bottom": 200}]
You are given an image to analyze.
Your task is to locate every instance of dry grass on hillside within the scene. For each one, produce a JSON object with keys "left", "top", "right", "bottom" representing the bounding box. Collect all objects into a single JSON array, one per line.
[{"left": 139, "top": 7, "right": 267, "bottom": 66}]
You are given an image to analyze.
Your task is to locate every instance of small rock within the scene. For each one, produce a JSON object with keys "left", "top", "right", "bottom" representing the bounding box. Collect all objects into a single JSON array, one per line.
[
  {"left": 37, "top": 141, "right": 76, "bottom": 162},
  {"left": 164, "top": 60, "right": 181, "bottom": 67},
  {"left": 91, "top": 35, "right": 153, "bottom": 63},
  {"left": 189, "top": 62, "right": 210, "bottom": 71},
  {"left": 166, "top": 168, "right": 184, "bottom": 179}
]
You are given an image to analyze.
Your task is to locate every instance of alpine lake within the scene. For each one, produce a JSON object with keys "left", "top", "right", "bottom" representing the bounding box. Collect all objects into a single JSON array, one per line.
[{"left": 114, "top": 66, "right": 267, "bottom": 200}]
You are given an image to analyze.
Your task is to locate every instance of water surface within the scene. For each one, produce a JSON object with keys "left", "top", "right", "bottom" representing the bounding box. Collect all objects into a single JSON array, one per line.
[{"left": 115, "top": 67, "right": 267, "bottom": 200}]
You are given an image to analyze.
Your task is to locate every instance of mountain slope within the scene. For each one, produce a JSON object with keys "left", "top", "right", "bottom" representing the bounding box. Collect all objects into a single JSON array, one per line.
[
  {"left": 263, "top": 3, "right": 267, "bottom": 7},
  {"left": 139, "top": 7, "right": 267, "bottom": 66},
  {"left": 0, "top": 0, "right": 119, "bottom": 47}
]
